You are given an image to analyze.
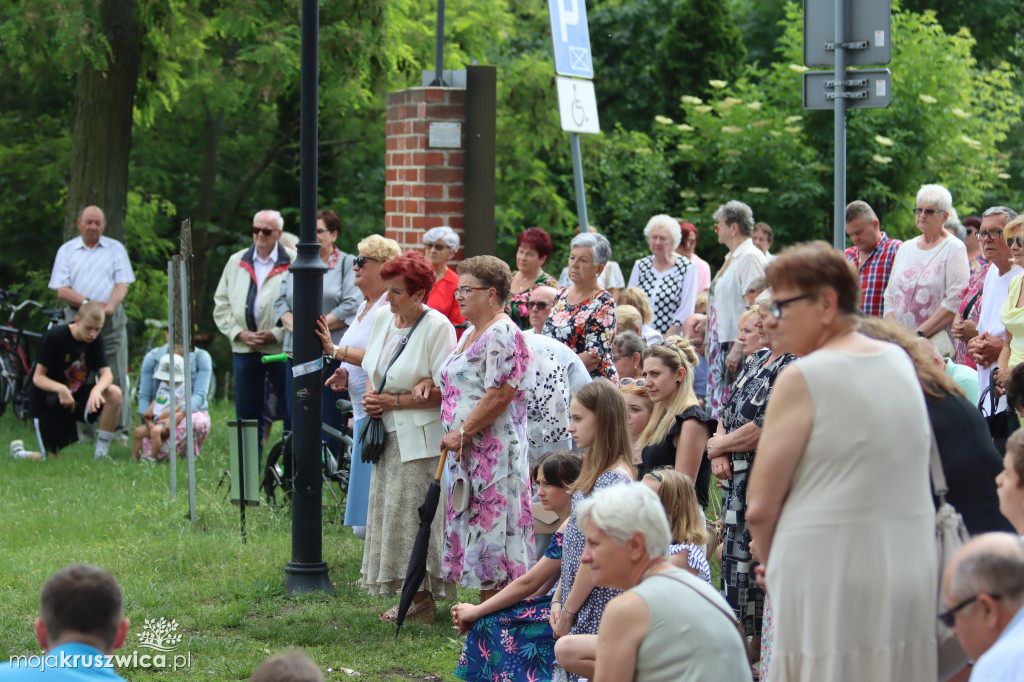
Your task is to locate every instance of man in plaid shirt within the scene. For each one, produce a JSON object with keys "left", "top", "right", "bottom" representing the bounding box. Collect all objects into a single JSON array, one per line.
[{"left": 845, "top": 200, "right": 902, "bottom": 317}]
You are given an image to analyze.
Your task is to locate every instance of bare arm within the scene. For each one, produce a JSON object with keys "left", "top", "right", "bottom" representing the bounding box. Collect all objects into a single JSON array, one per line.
[
  {"left": 451, "top": 553, "right": 563, "bottom": 633},
  {"left": 592, "top": 593, "right": 648, "bottom": 682},
  {"left": 917, "top": 307, "right": 955, "bottom": 337},
  {"left": 706, "top": 421, "right": 761, "bottom": 459},
  {"left": 674, "top": 419, "right": 710, "bottom": 481},
  {"left": 55, "top": 286, "right": 87, "bottom": 309},
  {"left": 439, "top": 383, "right": 517, "bottom": 452},
  {"left": 746, "top": 366, "right": 814, "bottom": 563},
  {"left": 104, "top": 283, "right": 127, "bottom": 317},
  {"left": 578, "top": 351, "right": 599, "bottom": 373}
]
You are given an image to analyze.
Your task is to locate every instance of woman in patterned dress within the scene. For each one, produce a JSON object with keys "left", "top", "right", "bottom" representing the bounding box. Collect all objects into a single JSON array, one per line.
[
  {"left": 438, "top": 255, "right": 536, "bottom": 601},
  {"left": 450, "top": 451, "right": 582, "bottom": 682},
  {"left": 548, "top": 379, "right": 635, "bottom": 682},
  {"left": 706, "top": 291, "right": 795, "bottom": 666},
  {"left": 506, "top": 227, "right": 559, "bottom": 330},
  {"left": 627, "top": 214, "right": 699, "bottom": 337},
  {"left": 543, "top": 233, "right": 618, "bottom": 381}
]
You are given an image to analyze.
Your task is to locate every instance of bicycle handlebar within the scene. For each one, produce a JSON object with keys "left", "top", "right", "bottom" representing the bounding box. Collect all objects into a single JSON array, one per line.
[{"left": 261, "top": 353, "right": 289, "bottom": 364}]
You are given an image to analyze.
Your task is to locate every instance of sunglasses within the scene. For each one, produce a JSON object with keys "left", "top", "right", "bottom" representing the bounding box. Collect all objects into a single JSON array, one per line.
[
  {"left": 527, "top": 301, "right": 550, "bottom": 310},
  {"left": 251, "top": 227, "right": 275, "bottom": 237},
  {"left": 354, "top": 255, "right": 381, "bottom": 268},
  {"left": 938, "top": 593, "right": 1001, "bottom": 628},
  {"left": 913, "top": 207, "right": 943, "bottom": 217},
  {"left": 1008, "top": 236, "right": 1024, "bottom": 248},
  {"left": 619, "top": 377, "right": 646, "bottom": 387}
]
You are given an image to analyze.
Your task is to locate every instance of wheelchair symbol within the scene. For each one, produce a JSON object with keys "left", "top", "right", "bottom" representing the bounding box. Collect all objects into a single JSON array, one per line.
[{"left": 571, "top": 82, "right": 588, "bottom": 127}]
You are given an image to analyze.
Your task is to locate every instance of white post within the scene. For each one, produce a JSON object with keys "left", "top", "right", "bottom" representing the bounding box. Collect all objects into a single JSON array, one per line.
[
  {"left": 166, "top": 260, "right": 177, "bottom": 497},
  {"left": 179, "top": 259, "right": 197, "bottom": 523}
]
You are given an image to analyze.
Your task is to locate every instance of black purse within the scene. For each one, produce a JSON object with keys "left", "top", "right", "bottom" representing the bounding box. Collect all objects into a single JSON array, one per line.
[
  {"left": 979, "top": 373, "right": 1019, "bottom": 455},
  {"left": 358, "top": 310, "right": 428, "bottom": 464}
]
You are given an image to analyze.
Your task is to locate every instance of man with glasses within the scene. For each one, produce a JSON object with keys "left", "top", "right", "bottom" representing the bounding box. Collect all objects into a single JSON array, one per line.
[
  {"left": 524, "top": 285, "right": 557, "bottom": 335},
  {"left": 213, "top": 210, "right": 296, "bottom": 453},
  {"left": 942, "top": 532, "right": 1024, "bottom": 678},
  {"left": 966, "top": 207, "right": 1021, "bottom": 412},
  {"left": 844, "top": 200, "right": 902, "bottom": 317}
]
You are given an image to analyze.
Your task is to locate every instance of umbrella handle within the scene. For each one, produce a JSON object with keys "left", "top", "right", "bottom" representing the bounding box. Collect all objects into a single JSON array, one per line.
[{"left": 436, "top": 438, "right": 463, "bottom": 480}]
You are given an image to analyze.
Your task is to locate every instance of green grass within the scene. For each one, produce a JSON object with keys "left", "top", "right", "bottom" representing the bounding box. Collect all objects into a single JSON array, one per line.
[{"left": 0, "top": 400, "right": 469, "bottom": 680}]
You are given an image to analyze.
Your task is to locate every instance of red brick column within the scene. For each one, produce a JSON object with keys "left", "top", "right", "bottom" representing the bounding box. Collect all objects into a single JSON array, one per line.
[{"left": 384, "top": 87, "right": 466, "bottom": 255}]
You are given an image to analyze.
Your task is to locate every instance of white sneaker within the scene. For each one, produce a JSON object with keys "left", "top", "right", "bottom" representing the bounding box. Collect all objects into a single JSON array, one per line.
[{"left": 10, "top": 440, "right": 25, "bottom": 459}]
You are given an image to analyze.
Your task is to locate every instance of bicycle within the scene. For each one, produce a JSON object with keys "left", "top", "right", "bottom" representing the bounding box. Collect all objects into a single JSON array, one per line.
[
  {"left": 0, "top": 289, "right": 64, "bottom": 419},
  {"left": 258, "top": 353, "right": 354, "bottom": 507}
]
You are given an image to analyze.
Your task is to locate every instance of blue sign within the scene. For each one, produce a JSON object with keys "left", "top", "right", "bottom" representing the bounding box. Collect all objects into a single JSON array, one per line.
[{"left": 548, "top": 0, "right": 594, "bottom": 79}]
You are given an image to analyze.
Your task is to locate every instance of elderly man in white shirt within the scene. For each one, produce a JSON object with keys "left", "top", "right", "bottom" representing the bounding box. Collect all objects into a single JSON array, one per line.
[{"left": 48, "top": 205, "right": 135, "bottom": 436}]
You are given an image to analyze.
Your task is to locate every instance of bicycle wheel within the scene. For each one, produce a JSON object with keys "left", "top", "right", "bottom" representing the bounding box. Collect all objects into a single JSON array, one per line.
[
  {"left": 0, "top": 353, "right": 17, "bottom": 417},
  {"left": 260, "top": 435, "right": 294, "bottom": 506}
]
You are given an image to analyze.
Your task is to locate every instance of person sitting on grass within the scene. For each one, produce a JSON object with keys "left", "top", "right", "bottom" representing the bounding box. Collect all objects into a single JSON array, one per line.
[
  {"left": 0, "top": 564, "right": 130, "bottom": 680},
  {"left": 250, "top": 650, "right": 325, "bottom": 682},
  {"left": 12, "top": 301, "right": 123, "bottom": 461},
  {"left": 131, "top": 353, "right": 186, "bottom": 462}
]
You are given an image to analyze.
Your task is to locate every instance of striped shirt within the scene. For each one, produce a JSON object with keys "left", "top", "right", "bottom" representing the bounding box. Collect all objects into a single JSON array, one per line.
[
  {"left": 845, "top": 232, "right": 902, "bottom": 317},
  {"left": 48, "top": 235, "right": 135, "bottom": 303}
]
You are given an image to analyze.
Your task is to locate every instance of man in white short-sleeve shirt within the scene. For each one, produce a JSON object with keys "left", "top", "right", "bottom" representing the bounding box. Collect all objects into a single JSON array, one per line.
[{"left": 48, "top": 205, "right": 135, "bottom": 436}]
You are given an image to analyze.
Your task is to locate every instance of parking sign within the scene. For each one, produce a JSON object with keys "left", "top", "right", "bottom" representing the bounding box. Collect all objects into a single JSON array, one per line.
[{"left": 548, "top": 0, "right": 594, "bottom": 79}]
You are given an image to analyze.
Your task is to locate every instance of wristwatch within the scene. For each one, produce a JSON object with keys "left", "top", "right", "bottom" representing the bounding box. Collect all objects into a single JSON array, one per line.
[{"left": 916, "top": 329, "right": 925, "bottom": 337}]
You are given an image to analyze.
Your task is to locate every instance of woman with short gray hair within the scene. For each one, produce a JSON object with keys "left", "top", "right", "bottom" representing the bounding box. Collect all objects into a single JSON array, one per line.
[
  {"left": 423, "top": 226, "right": 466, "bottom": 332},
  {"left": 543, "top": 233, "right": 618, "bottom": 380}
]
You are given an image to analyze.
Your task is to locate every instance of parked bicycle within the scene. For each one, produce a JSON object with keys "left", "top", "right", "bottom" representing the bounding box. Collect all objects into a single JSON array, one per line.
[
  {"left": 258, "top": 353, "right": 354, "bottom": 507},
  {"left": 0, "top": 289, "right": 64, "bottom": 419}
]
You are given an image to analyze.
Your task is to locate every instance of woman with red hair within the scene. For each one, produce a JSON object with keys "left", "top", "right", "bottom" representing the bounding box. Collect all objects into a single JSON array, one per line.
[
  {"left": 506, "top": 227, "right": 559, "bottom": 329},
  {"left": 353, "top": 250, "right": 458, "bottom": 622},
  {"left": 677, "top": 221, "right": 711, "bottom": 293}
]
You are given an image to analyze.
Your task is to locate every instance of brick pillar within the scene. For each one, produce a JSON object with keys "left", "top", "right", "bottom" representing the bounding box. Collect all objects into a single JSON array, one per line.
[{"left": 384, "top": 87, "right": 466, "bottom": 255}]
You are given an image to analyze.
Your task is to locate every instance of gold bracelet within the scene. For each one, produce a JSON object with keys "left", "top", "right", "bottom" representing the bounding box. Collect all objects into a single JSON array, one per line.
[
  {"left": 342, "top": 345, "right": 348, "bottom": 362},
  {"left": 396, "top": 394, "right": 401, "bottom": 410}
]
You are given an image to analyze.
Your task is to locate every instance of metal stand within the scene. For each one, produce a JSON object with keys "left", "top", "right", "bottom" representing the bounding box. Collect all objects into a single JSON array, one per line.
[
  {"left": 569, "top": 132, "right": 589, "bottom": 233},
  {"left": 832, "top": 0, "right": 847, "bottom": 251}
]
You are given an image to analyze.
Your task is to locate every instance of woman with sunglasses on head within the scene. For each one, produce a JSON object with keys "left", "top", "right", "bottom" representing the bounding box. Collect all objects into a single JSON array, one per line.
[
  {"left": 506, "top": 227, "right": 560, "bottom": 330},
  {"left": 422, "top": 226, "right": 466, "bottom": 335},
  {"left": 548, "top": 380, "right": 635, "bottom": 682},
  {"left": 706, "top": 291, "right": 795, "bottom": 669},
  {"left": 882, "top": 184, "right": 970, "bottom": 356},
  {"left": 316, "top": 235, "right": 401, "bottom": 539},
  {"left": 450, "top": 451, "right": 582, "bottom": 682}
]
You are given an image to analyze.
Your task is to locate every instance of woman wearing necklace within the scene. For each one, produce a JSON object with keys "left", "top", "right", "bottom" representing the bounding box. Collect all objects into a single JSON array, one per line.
[
  {"left": 329, "top": 251, "right": 457, "bottom": 622},
  {"left": 317, "top": 235, "right": 400, "bottom": 539},
  {"left": 555, "top": 483, "right": 749, "bottom": 682},
  {"left": 506, "top": 227, "right": 559, "bottom": 330},
  {"left": 543, "top": 233, "right": 618, "bottom": 381},
  {"left": 747, "top": 242, "right": 938, "bottom": 681},
  {"left": 436, "top": 255, "right": 536, "bottom": 602}
]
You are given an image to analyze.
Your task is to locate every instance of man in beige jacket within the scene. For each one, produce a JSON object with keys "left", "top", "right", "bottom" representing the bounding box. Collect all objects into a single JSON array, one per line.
[{"left": 213, "top": 210, "right": 295, "bottom": 455}]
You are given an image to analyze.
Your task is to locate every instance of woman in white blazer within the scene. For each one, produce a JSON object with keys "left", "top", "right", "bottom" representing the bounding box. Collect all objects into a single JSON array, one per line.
[{"left": 358, "top": 251, "right": 457, "bottom": 623}]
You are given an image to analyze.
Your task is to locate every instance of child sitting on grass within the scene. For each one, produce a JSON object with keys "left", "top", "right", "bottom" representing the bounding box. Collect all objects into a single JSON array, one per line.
[{"left": 132, "top": 353, "right": 186, "bottom": 462}]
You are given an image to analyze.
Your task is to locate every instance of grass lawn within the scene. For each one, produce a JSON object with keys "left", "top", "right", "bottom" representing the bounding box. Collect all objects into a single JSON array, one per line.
[{"left": 0, "top": 400, "right": 467, "bottom": 681}]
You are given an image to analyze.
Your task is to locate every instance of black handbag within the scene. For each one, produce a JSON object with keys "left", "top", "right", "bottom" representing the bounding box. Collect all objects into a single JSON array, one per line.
[
  {"left": 979, "top": 373, "right": 1019, "bottom": 454},
  {"left": 358, "top": 310, "right": 428, "bottom": 464}
]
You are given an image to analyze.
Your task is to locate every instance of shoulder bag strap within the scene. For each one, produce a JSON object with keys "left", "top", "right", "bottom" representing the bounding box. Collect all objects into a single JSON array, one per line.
[
  {"left": 908, "top": 238, "right": 953, "bottom": 302},
  {"left": 928, "top": 426, "right": 949, "bottom": 503},
  {"left": 372, "top": 309, "right": 428, "bottom": 395},
  {"left": 960, "top": 289, "right": 983, "bottom": 321}
]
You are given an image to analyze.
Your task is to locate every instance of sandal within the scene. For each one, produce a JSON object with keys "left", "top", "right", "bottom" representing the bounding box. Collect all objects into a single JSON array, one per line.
[{"left": 379, "top": 595, "right": 436, "bottom": 623}]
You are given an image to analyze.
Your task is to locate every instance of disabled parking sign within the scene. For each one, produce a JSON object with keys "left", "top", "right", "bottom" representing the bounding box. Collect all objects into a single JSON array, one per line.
[{"left": 548, "top": 0, "right": 594, "bottom": 79}]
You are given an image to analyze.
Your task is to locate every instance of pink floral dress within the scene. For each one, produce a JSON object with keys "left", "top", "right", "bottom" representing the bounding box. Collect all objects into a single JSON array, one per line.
[{"left": 439, "top": 319, "right": 536, "bottom": 590}]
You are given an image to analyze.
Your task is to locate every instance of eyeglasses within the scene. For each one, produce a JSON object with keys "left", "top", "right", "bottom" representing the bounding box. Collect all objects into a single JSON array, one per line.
[
  {"left": 424, "top": 243, "right": 448, "bottom": 251},
  {"left": 316, "top": 227, "right": 330, "bottom": 235},
  {"left": 768, "top": 293, "right": 813, "bottom": 319},
  {"left": 938, "top": 593, "right": 1001, "bottom": 628},
  {"left": 454, "top": 286, "right": 491, "bottom": 298},
  {"left": 978, "top": 229, "right": 1004, "bottom": 241},
  {"left": 619, "top": 377, "right": 646, "bottom": 387},
  {"left": 252, "top": 227, "right": 275, "bottom": 237},
  {"left": 1008, "top": 236, "right": 1024, "bottom": 248},
  {"left": 527, "top": 301, "right": 550, "bottom": 310},
  {"left": 354, "top": 255, "right": 381, "bottom": 268},
  {"left": 914, "top": 207, "right": 943, "bottom": 217}
]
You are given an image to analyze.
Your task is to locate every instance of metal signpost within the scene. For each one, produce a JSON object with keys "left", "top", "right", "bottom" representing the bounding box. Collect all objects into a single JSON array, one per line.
[
  {"left": 803, "top": 0, "right": 892, "bottom": 250},
  {"left": 548, "top": 0, "right": 599, "bottom": 233}
]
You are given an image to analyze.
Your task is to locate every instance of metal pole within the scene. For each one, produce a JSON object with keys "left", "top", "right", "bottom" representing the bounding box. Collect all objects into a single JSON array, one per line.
[
  {"left": 569, "top": 132, "right": 588, "bottom": 233},
  {"left": 237, "top": 420, "right": 246, "bottom": 543},
  {"left": 166, "top": 261, "right": 176, "bottom": 498},
  {"left": 430, "top": 0, "right": 446, "bottom": 86},
  {"left": 833, "top": 0, "right": 847, "bottom": 250},
  {"left": 285, "top": 0, "right": 333, "bottom": 595},
  {"left": 179, "top": 259, "right": 196, "bottom": 523}
]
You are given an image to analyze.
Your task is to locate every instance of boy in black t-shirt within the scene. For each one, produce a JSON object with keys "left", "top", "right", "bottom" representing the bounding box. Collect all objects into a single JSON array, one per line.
[{"left": 14, "top": 302, "right": 123, "bottom": 460}]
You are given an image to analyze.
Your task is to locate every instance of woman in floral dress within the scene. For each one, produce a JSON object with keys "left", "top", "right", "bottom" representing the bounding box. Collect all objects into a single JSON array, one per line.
[
  {"left": 543, "top": 233, "right": 618, "bottom": 381},
  {"left": 506, "top": 227, "right": 559, "bottom": 330},
  {"left": 438, "top": 255, "right": 536, "bottom": 600}
]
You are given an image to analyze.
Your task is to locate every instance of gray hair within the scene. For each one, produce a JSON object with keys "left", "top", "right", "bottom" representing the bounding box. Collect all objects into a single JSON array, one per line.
[
  {"left": 945, "top": 208, "right": 966, "bottom": 240},
  {"left": 982, "top": 206, "right": 1019, "bottom": 224},
  {"left": 713, "top": 200, "right": 755, "bottom": 236},
  {"left": 846, "top": 200, "right": 878, "bottom": 223},
  {"left": 948, "top": 533, "right": 1024, "bottom": 612},
  {"left": 577, "top": 482, "right": 671, "bottom": 560},
  {"left": 255, "top": 209, "right": 284, "bottom": 232},
  {"left": 754, "top": 289, "right": 772, "bottom": 307},
  {"left": 423, "top": 226, "right": 460, "bottom": 251},
  {"left": 916, "top": 184, "right": 953, "bottom": 212},
  {"left": 570, "top": 232, "right": 612, "bottom": 266},
  {"left": 612, "top": 330, "right": 646, "bottom": 356},
  {"left": 643, "top": 214, "right": 682, "bottom": 249},
  {"left": 745, "top": 276, "right": 767, "bottom": 297}
]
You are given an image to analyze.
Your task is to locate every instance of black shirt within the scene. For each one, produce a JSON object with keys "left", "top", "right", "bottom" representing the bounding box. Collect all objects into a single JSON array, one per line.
[
  {"left": 639, "top": 405, "right": 716, "bottom": 508},
  {"left": 28, "top": 324, "right": 108, "bottom": 412}
]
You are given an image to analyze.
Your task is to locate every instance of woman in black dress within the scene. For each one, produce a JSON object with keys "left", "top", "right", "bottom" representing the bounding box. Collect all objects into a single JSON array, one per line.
[{"left": 635, "top": 336, "right": 714, "bottom": 513}]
